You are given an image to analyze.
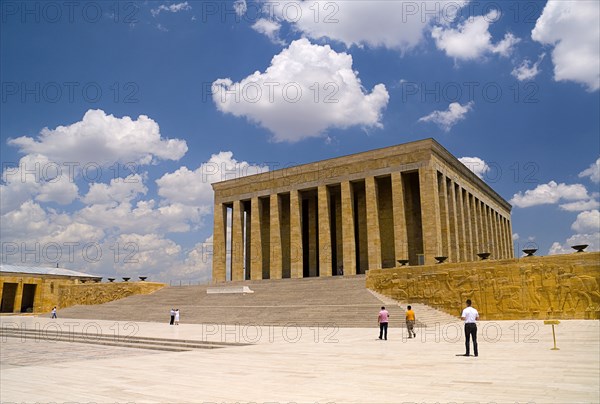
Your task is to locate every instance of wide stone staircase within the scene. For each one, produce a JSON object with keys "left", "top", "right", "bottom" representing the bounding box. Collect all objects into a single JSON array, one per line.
[{"left": 59, "top": 275, "right": 458, "bottom": 328}]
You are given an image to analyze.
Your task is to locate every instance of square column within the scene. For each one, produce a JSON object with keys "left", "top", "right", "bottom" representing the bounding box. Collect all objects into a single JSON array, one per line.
[
  {"left": 419, "top": 167, "right": 442, "bottom": 265},
  {"left": 459, "top": 188, "right": 476, "bottom": 261},
  {"left": 486, "top": 205, "right": 494, "bottom": 256},
  {"left": 250, "top": 197, "right": 263, "bottom": 280},
  {"left": 365, "top": 176, "right": 382, "bottom": 270},
  {"left": 508, "top": 218, "right": 515, "bottom": 258},
  {"left": 341, "top": 181, "right": 356, "bottom": 275},
  {"left": 493, "top": 211, "right": 501, "bottom": 259},
  {"left": 270, "top": 194, "right": 283, "bottom": 279},
  {"left": 505, "top": 217, "right": 512, "bottom": 258},
  {"left": 212, "top": 202, "right": 227, "bottom": 283},
  {"left": 390, "top": 172, "right": 408, "bottom": 264},
  {"left": 231, "top": 200, "right": 245, "bottom": 281},
  {"left": 318, "top": 185, "right": 332, "bottom": 277},
  {"left": 474, "top": 199, "right": 484, "bottom": 254},
  {"left": 13, "top": 282, "right": 23, "bottom": 313},
  {"left": 289, "top": 190, "right": 303, "bottom": 278},
  {"left": 446, "top": 179, "right": 462, "bottom": 262},
  {"left": 438, "top": 174, "right": 451, "bottom": 261}
]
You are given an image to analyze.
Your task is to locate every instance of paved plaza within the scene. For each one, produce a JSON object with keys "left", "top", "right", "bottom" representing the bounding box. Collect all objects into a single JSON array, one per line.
[{"left": 1, "top": 316, "right": 598, "bottom": 403}]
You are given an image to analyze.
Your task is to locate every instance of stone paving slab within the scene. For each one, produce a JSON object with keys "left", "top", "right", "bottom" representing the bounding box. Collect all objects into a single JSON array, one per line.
[{"left": 1, "top": 316, "right": 598, "bottom": 403}]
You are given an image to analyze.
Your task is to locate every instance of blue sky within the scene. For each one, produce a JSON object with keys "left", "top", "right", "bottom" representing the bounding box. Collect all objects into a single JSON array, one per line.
[{"left": 1, "top": 0, "right": 599, "bottom": 282}]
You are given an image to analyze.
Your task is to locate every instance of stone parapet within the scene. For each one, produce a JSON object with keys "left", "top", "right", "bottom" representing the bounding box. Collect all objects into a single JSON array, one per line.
[{"left": 366, "top": 252, "right": 600, "bottom": 320}]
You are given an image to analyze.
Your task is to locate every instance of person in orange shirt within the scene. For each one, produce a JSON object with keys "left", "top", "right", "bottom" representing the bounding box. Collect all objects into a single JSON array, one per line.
[{"left": 405, "top": 305, "right": 416, "bottom": 338}]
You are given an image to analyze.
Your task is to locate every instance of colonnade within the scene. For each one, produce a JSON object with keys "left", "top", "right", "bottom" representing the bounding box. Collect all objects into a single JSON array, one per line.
[{"left": 213, "top": 166, "right": 513, "bottom": 282}]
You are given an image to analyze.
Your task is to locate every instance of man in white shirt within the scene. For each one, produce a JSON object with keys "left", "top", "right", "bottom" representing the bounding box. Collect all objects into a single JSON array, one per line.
[{"left": 461, "top": 299, "right": 479, "bottom": 357}]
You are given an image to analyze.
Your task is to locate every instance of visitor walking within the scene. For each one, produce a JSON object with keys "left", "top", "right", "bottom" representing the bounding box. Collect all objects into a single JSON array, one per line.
[
  {"left": 174, "top": 309, "right": 180, "bottom": 325},
  {"left": 170, "top": 308, "right": 176, "bottom": 325},
  {"left": 378, "top": 306, "right": 389, "bottom": 340},
  {"left": 461, "top": 299, "right": 479, "bottom": 357},
  {"left": 405, "top": 305, "right": 416, "bottom": 338},
  {"left": 51, "top": 307, "right": 57, "bottom": 319}
]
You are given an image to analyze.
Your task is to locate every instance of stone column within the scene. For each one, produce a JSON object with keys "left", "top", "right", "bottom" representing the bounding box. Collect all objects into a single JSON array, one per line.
[
  {"left": 494, "top": 212, "right": 502, "bottom": 259},
  {"left": 212, "top": 202, "right": 227, "bottom": 282},
  {"left": 468, "top": 193, "right": 482, "bottom": 260},
  {"left": 318, "top": 185, "right": 332, "bottom": 277},
  {"left": 446, "top": 180, "right": 461, "bottom": 262},
  {"left": 487, "top": 207, "right": 495, "bottom": 258},
  {"left": 289, "top": 190, "right": 303, "bottom": 278},
  {"left": 508, "top": 217, "right": 515, "bottom": 258},
  {"left": 419, "top": 167, "right": 442, "bottom": 265},
  {"left": 231, "top": 200, "right": 244, "bottom": 281},
  {"left": 341, "top": 181, "right": 356, "bottom": 275},
  {"left": 485, "top": 205, "right": 493, "bottom": 257},
  {"left": 474, "top": 198, "right": 483, "bottom": 255},
  {"left": 390, "top": 172, "right": 408, "bottom": 263},
  {"left": 462, "top": 190, "right": 473, "bottom": 261},
  {"left": 250, "top": 197, "right": 263, "bottom": 280},
  {"left": 482, "top": 203, "right": 490, "bottom": 254},
  {"left": 454, "top": 186, "right": 472, "bottom": 262},
  {"left": 308, "top": 197, "right": 318, "bottom": 276},
  {"left": 270, "top": 194, "right": 283, "bottom": 279},
  {"left": 13, "top": 282, "right": 23, "bottom": 313},
  {"left": 505, "top": 216, "right": 511, "bottom": 259},
  {"left": 365, "top": 176, "right": 382, "bottom": 270},
  {"left": 451, "top": 183, "right": 463, "bottom": 262},
  {"left": 438, "top": 174, "right": 451, "bottom": 261}
]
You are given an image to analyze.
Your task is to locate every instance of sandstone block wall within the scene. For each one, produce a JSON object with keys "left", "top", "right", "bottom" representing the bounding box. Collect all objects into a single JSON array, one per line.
[
  {"left": 366, "top": 252, "right": 600, "bottom": 320},
  {"left": 58, "top": 282, "right": 166, "bottom": 309}
]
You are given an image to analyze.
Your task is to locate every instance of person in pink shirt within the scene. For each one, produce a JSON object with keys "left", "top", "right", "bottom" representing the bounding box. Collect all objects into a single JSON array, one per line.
[{"left": 378, "top": 306, "right": 389, "bottom": 340}]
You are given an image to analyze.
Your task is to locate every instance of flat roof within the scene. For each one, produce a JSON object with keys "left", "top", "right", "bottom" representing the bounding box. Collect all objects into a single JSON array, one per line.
[
  {"left": 212, "top": 138, "right": 511, "bottom": 211},
  {"left": 0, "top": 264, "right": 100, "bottom": 278}
]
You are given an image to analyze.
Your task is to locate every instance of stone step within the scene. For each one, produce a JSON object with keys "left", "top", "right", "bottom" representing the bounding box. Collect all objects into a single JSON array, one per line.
[
  {"left": 0, "top": 328, "right": 247, "bottom": 351},
  {"left": 57, "top": 275, "right": 457, "bottom": 328}
]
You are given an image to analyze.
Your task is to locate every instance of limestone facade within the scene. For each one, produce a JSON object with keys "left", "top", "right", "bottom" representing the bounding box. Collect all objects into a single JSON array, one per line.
[
  {"left": 1, "top": 268, "right": 165, "bottom": 314},
  {"left": 212, "top": 138, "right": 513, "bottom": 282},
  {"left": 366, "top": 252, "right": 600, "bottom": 320},
  {"left": 0, "top": 272, "right": 99, "bottom": 314}
]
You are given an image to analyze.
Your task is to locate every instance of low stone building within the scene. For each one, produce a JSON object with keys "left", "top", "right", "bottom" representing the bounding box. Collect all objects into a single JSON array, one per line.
[{"left": 0, "top": 264, "right": 101, "bottom": 314}]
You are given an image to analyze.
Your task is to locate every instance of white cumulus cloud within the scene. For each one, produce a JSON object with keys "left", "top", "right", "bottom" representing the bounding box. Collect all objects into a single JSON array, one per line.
[
  {"left": 1, "top": 154, "right": 79, "bottom": 213},
  {"left": 82, "top": 174, "right": 148, "bottom": 205},
  {"left": 252, "top": 18, "right": 284, "bottom": 45},
  {"left": 458, "top": 156, "right": 489, "bottom": 179},
  {"left": 579, "top": 158, "right": 600, "bottom": 183},
  {"left": 510, "top": 181, "right": 590, "bottom": 208},
  {"left": 431, "top": 10, "right": 520, "bottom": 61},
  {"left": 559, "top": 199, "right": 600, "bottom": 212},
  {"left": 418, "top": 102, "right": 473, "bottom": 132},
  {"left": 8, "top": 109, "right": 188, "bottom": 167},
  {"left": 233, "top": 0, "right": 247, "bottom": 17},
  {"left": 549, "top": 232, "right": 600, "bottom": 255},
  {"left": 266, "top": 0, "right": 468, "bottom": 52},
  {"left": 531, "top": 1, "right": 599, "bottom": 91},
  {"left": 212, "top": 38, "right": 389, "bottom": 142},
  {"left": 157, "top": 151, "right": 268, "bottom": 207},
  {"left": 151, "top": 2, "right": 191, "bottom": 17},
  {"left": 571, "top": 210, "right": 600, "bottom": 233},
  {"left": 511, "top": 54, "right": 545, "bottom": 81}
]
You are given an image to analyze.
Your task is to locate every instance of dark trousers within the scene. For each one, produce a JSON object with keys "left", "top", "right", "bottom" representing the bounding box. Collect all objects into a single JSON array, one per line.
[
  {"left": 379, "top": 322, "right": 388, "bottom": 340},
  {"left": 170, "top": 315, "right": 175, "bottom": 325},
  {"left": 465, "top": 323, "right": 478, "bottom": 356}
]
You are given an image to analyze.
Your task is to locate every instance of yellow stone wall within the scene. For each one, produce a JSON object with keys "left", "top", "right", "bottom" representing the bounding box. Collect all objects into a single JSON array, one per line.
[
  {"left": 58, "top": 282, "right": 166, "bottom": 309},
  {"left": 366, "top": 252, "right": 600, "bottom": 320},
  {"left": 0, "top": 274, "right": 165, "bottom": 314},
  {"left": 0, "top": 275, "right": 77, "bottom": 313}
]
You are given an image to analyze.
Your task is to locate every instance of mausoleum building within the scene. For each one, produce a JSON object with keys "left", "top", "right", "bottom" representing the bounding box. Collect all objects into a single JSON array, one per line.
[{"left": 212, "top": 138, "right": 513, "bottom": 282}]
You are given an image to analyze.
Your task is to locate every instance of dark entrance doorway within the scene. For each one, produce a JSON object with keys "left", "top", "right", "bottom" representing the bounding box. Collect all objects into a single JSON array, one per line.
[
  {"left": 20, "top": 284, "right": 37, "bottom": 313},
  {"left": 1, "top": 283, "right": 18, "bottom": 313}
]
